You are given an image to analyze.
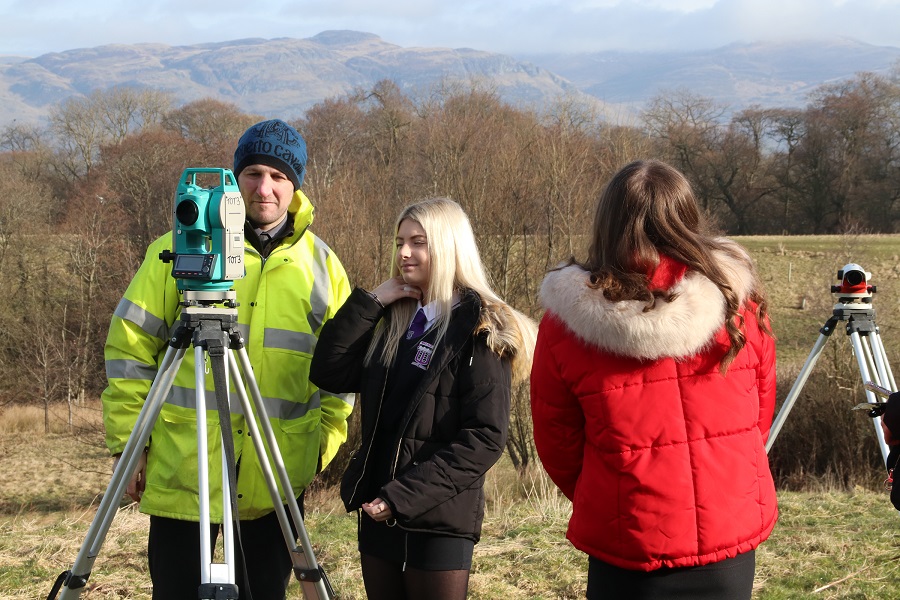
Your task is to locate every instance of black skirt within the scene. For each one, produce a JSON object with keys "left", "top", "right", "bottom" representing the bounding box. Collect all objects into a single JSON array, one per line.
[
  {"left": 358, "top": 514, "right": 474, "bottom": 571},
  {"left": 586, "top": 550, "right": 756, "bottom": 600}
]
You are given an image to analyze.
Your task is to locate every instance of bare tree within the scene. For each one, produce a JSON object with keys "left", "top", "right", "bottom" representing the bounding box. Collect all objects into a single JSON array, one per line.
[
  {"left": 58, "top": 184, "right": 134, "bottom": 415},
  {"left": 97, "top": 86, "right": 172, "bottom": 144},
  {"left": 49, "top": 86, "right": 173, "bottom": 182},
  {"left": 163, "top": 98, "right": 258, "bottom": 161},
  {"left": 0, "top": 122, "right": 53, "bottom": 180},
  {"left": 0, "top": 156, "right": 52, "bottom": 406},
  {"left": 642, "top": 89, "right": 728, "bottom": 215},
  {"left": 14, "top": 260, "right": 68, "bottom": 431},
  {"left": 0, "top": 157, "right": 50, "bottom": 279},
  {"left": 99, "top": 128, "right": 202, "bottom": 255},
  {"left": 537, "top": 95, "right": 608, "bottom": 263}
]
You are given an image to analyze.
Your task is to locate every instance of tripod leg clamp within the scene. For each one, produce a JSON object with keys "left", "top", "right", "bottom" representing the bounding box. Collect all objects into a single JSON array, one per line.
[
  {"left": 45, "top": 570, "right": 88, "bottom": 600},
  {"left": 63, "top": 571, "right": 88, "bottom": 589},
  {"left": 198, "top": 583, "right": 239, "bottom": 599},
  {"left": 294, "top": 565, "right": 335, "bottom": 598},
  {"left": 294, "top": 566, "right": 323, "bottom": 582}
]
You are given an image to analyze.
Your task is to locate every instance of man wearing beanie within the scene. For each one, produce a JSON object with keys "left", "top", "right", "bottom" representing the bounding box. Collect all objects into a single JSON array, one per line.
[{"left": 101, "top": 119, "right": 352, "bottom": 600}]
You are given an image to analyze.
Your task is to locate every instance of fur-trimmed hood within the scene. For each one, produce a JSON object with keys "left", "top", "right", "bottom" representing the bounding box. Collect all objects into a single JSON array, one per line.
[{"left": 539, "top": 241, "right": 757, "bottom": 361}]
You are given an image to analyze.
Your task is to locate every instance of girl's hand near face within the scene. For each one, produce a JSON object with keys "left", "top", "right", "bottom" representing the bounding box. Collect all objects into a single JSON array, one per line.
[{"left": 370, "top": 276, "right": 423, "bottom": 306}]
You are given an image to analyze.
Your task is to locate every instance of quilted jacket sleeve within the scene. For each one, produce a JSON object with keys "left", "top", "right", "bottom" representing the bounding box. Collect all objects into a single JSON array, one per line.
[
  {"left": 309, "top": 287, "right": 384, "bottom": 395},
  {"left": 530, "top": 313, "right": 585, "bottom": 500},
  {"left": 315, "top": 251, "right": 355, "bottom": 471},
  {"left": 753, "top": 313, "right": 777, "bottom": 443}
]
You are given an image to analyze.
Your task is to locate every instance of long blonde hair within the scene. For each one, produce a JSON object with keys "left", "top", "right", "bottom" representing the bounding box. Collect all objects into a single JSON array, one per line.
[{"left": 365, "top": 197, "right": 536, "bottom": 382}]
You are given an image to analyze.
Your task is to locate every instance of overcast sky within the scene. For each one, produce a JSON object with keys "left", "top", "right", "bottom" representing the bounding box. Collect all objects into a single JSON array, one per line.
[{"left": 2, "top": 0, "right": 899, "bottom": 57}]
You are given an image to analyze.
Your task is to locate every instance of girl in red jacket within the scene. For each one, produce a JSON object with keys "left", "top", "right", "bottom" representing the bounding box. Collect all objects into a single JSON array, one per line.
[{"left": 530, "top": 159, "right": 777, "bottom": 600}]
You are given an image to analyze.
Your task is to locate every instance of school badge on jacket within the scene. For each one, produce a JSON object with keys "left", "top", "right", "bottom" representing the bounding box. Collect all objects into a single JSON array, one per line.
[{"left": 412, "top": 340, "right": 435, "bottom": 370}]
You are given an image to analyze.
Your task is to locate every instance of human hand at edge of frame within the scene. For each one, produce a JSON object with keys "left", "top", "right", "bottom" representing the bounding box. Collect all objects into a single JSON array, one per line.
[
  {"left": 112, "top": 448, "right": 148, "bottom": 503},
  {"left": 370, "top": 276, "right": 423, "bottom": 307},
  {"left": 362, "top": 497, "right": 394, "bottom": 522}
]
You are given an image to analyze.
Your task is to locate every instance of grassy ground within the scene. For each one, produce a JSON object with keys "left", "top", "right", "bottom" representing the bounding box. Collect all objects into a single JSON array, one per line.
[
  {"left": 7, "top": 234, "right": 900, "bottom": 599},
  {"left": 4, "top": 405, "right": 900, "bottom": 599}
]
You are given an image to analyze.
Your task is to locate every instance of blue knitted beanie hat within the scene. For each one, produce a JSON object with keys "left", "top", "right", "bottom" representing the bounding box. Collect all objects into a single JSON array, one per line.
[{"left": 233, "top": 119, "right": 307, "bottom": 190}]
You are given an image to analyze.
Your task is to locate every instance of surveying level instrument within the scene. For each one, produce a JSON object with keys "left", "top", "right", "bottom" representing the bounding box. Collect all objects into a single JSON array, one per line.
[
  {"left": 766, "top": 263, "right": 896, "bottom": 463},
  {"left": 47, "top": 169, "right": 333, "bottom": 600}
]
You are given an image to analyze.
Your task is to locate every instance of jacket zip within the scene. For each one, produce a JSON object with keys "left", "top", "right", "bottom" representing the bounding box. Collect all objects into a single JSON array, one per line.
[
  {"left": 348, "top": 371, "right": 390, "bottom": 506},
  {"left": 388, "top": 338, "right": 471, "bottom": 480}
]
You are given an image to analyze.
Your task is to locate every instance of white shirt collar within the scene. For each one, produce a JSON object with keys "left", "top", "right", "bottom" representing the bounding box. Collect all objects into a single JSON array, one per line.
[{"left": 413, "top": 292, "right": 460, "bottom": 327}]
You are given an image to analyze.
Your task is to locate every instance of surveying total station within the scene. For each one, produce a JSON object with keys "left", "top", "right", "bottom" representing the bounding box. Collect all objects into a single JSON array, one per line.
[{"left": 47, "top": 168, "right": 334, "bottom": 600}]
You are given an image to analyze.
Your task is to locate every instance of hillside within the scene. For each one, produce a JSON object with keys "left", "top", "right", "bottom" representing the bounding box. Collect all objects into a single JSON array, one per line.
[
  {"left": 0, "top": 30, "right": 591, "bottom": 127},
  {"left": 2, "top": 33, "right": 900, "bottom": 127},
  {"left": 521, "top": 37, "right": 900, "bottom": 111}
]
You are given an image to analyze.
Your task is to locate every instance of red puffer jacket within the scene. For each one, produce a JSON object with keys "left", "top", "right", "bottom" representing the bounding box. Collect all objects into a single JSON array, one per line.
[{"left": 530, "top": 245, "right": 777, "bottom": 572}]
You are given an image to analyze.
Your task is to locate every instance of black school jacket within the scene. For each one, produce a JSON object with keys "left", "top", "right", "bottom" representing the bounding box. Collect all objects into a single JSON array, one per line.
[{"left": 309, "top": 287, "right": 511, "bottom": 541}]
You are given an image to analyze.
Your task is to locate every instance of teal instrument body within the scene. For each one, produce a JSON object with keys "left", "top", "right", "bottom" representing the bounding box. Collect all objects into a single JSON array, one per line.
[{"left": 163, "top": 168, "right": 246, "bottom": 292}]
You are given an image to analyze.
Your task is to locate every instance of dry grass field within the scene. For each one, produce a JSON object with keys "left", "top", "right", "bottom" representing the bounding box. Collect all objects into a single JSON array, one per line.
[
  {"left": 6, "top": 234, "right": 900, "bottom": 598},
  {"left": 4, "top": 402, "right": 900, "bottom": 599}
]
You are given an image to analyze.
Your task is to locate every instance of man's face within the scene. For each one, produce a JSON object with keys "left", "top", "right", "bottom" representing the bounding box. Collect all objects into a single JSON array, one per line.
[{"left": 238, "top": 164, "right": 294, "bottom": 230}]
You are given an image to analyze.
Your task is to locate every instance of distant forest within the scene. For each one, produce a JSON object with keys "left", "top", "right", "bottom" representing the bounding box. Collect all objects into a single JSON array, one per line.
[{"left": 1, "top": 70, "right": 899, "bottom": 451}]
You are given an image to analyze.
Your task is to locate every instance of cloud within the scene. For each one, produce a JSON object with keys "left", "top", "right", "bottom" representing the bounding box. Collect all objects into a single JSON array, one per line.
[
  {"left": 572, "top": 0, "right": 718, "bottom": 11},
  {"left": 1, "top": 0, "right": 900, "bottom": 57}
]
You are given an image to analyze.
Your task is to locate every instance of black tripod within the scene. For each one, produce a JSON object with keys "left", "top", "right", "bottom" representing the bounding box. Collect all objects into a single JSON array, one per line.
[
  {"left": 766, "top": 289, "right": 895, "bottom": 463},
  {"left": 47, "top": 290, "right": 333, "bottom": 600}
]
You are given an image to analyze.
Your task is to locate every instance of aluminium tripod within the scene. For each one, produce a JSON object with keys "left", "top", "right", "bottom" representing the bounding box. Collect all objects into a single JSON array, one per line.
[
  {"left": 766, "top": 290, "right": 896, "bottom": 464},
  {"left": 48, "top": 290, "right": 333, "bottom": 600}
]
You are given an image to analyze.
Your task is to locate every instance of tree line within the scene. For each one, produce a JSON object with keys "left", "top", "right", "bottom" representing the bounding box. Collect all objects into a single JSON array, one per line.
[{"left": 1, "top": 69, "right": 899, "bottom": 473}]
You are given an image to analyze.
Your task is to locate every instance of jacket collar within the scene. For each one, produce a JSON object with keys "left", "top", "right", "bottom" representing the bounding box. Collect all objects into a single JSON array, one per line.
[
  {"left": 539, "top": 241, "right": 756, "bottom": 360},
  {"left": 285, "top": 189, "right": 314, "bottom": 244}
]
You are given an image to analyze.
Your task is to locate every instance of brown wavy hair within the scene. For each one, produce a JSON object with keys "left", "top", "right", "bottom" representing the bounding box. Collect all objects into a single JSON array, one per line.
[{"left": 576, "top": 159, "right": 771, "bottom": 371}]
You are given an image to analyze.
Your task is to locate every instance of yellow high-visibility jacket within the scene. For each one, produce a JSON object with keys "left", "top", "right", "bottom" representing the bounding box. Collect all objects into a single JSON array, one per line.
[{"left": 101, "top": 189, "right": 353, "bottom": 521}]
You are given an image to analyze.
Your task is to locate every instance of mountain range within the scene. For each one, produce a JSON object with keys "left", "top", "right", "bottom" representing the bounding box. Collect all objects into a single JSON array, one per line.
[{"left": 1, "top": 30, "right": 899, "bottom": 128}]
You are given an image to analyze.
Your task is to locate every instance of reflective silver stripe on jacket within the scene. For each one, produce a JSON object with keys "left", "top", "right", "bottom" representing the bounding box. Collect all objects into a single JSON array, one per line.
[
  {"left": 107, "top": 358, "right": 353, "bottom": 413},
  {"left": 115, "top": 298, "right": 169, "bottom": 340},
  {"left": 106, "top": 358, "right": 157, "bottom": 381},
  {"left": 331, "top": 390, "right": 355, "bottom": 408},
  {"left": 307, "top": 237, "right": 333, "bottom": 334},
  {"left": 264, "top": 328, "right": 317, "bottom": 354},
  {"left": 163, "top": 386, "right": 323, "bottom": 420}
]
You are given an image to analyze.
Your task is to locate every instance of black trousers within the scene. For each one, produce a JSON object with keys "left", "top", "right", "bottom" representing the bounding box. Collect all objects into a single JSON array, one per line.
[
  {"left": 147, "top": 498, "right": 302, "bottom": 600},
  {"left": 586, "top": 550, "right": 756, "bottom": 600}
]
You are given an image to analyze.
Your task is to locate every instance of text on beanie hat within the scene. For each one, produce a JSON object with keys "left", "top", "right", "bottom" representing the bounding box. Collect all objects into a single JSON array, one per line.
[{"left": 233, "top": 119, "right": 307, "bottom": 190}]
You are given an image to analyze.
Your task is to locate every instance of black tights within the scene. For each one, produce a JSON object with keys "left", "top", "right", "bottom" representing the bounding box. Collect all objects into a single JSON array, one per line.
[{"left": 360, "top": 552, "right": 470, "bottom": 600}]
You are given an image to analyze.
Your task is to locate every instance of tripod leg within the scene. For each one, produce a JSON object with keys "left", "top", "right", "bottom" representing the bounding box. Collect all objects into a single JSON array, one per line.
[
  {"left": 870, "top": 328, "right": 898, "bottom": 391},
  {"left": 52, "top": 345, "right": 187, "bottom": 600},
  {"left": 193, "top": 345, "right": 238, "bottom": 596},
  {"left": 849, "top": 331, "right": 891, "bottom": 463},
  {"left": 767, "top": 331, "right": 832, "bottom": 453},
  {"left": 228, "top": 348, "right": 334, "bottom": 600}
]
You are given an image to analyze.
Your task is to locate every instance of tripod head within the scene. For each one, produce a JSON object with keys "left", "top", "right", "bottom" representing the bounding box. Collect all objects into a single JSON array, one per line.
[{"left": 181, "top": 289, "right": 239, "bottom": 310}]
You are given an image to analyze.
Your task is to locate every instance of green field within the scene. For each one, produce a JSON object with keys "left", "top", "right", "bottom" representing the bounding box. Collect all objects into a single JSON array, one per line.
[
  {"left": 734, "top": 235, "right": 900, "bottom": 365},
  {"left": 3, "top": 424, "right": 900, "bottom": 599},
  {"left": 5, "top": 234, "right": 900, "bottom": 599}
]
